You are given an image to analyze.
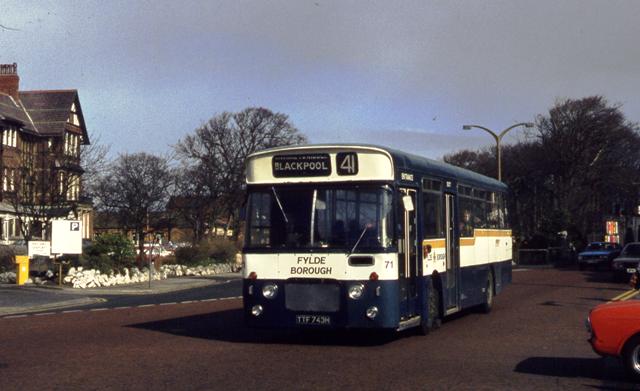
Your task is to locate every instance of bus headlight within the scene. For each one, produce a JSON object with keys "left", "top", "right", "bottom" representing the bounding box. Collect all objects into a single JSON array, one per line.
[
  {"left": 251, "top": 305, "right": 263, "bottom": 317},
  {"left": 348, "top": 284, "right": 364, "bottom": 299},
  {"left": 262, "top": 284, "right": 278, "bottom": 299},
  {"left": 366, "top": 306, "right": 379, "bottom": 319}
]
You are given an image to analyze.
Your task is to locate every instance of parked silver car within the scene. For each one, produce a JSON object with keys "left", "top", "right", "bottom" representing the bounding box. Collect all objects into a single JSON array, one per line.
[{"left": 612, "top": 242, "right": 640, "bottom": 281}]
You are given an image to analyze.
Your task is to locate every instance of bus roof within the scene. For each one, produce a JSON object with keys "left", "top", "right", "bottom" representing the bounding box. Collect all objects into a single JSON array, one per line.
[{"left": 247, "top": 144, "right": 507, "bottom": 191}]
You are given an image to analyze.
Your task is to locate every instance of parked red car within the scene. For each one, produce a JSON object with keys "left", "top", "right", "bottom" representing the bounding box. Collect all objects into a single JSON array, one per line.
[{"left": 586, "top": 299, "right": 640, "bottom": 380}]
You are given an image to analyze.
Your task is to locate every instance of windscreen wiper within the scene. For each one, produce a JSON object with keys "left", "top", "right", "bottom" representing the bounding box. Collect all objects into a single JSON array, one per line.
[
  {"left": 271, "top": 186, "right": 288, "bottom": 223},
  {"left": 349, "top": 224, "right": 371, "bottom": 255}
]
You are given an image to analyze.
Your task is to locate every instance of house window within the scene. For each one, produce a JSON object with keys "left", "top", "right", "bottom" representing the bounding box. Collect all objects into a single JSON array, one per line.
[
  {"left": 3, "top": 168, "right": 15, "bottom": 192},
  {"left": 66, "top": 174, "right": 80, "bottom": 201},
  {"left": 58, "top": 172, "right": 65, "bottom": 195},
  {"left": 2, "top": 126, "right": 17, "bottom": 148},
  {"left": 68, "top": 102, "right": 80, "bottom": 127},
  {"left": 64, "top": 132, "right": 80, "bottom": 157}
]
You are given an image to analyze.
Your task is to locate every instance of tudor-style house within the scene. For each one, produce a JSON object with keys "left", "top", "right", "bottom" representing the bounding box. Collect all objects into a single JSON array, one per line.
[{"left": 0, "top": 63, "right": 92, "bottom": 243}]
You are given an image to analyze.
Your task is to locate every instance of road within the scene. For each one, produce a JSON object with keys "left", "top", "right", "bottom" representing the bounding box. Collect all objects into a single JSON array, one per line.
[{"left": 0, "top": 267, "right": 637, "bottom": 390}]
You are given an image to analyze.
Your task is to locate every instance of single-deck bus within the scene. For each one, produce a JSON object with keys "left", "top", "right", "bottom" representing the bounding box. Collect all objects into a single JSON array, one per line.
[{"left": 242, "top": 144, "right": 512, "bottom": 333}]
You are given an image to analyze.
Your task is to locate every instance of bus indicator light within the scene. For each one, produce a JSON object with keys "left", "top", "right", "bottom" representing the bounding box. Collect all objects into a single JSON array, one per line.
[
  {"left": 369, "top": 272, "right": 379, "bottom": 281},
  {"left": 248, "top": 272, "right": 257, "bottom": 280}
]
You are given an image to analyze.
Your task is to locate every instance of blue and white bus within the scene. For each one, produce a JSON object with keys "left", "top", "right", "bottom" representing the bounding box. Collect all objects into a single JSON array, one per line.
[{"left": 242, "top": 144, "right": 511, "bottom": 333}]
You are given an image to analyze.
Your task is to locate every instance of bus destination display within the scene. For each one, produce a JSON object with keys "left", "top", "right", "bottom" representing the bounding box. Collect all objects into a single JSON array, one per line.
[{"left": 272, "top": 154, "right": 331, "bottom": 177}]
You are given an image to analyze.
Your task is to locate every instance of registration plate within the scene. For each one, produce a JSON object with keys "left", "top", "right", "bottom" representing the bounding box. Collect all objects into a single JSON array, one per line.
[
  {"left": 296, "top": 314, "right": 331, "bottom": 326},
  {"left": 627, "top": 268, "right": 637, "bottom": 274}
]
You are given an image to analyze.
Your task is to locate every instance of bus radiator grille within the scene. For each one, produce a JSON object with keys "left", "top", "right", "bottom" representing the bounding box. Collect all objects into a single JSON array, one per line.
[{"left": 285, "top": 283, "right": 340, "bottom": 312}]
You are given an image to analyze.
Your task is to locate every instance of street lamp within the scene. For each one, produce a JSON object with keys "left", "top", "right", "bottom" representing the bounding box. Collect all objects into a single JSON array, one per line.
[{"left": 462, "top": 122, "right": 534, "bottom": 182}]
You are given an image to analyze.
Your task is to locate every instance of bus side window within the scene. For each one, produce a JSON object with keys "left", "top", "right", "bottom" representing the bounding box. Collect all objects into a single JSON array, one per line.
[
  {"left": 422, "top": 191, "right": 444, "bottom": 238},
  {"left": 459, "top": 196, "right": 474, "bottom": 237}
]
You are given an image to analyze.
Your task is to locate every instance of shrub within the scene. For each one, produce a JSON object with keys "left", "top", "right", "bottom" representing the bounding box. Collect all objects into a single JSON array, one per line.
[
  {"left": 204, "top": 238, "right": 239, "bottom": 264},
  {"left": 174, "top": 238, "right": 239, "bottom": 266},
  {"left": 174, "top": 245, "right": 208, "bottom": 266},
  {"left": 86, "top": 233, "right": 135, "bottom": 269},
  {"left": 0, "top": 245, "right": 15, "bottom": 272}
]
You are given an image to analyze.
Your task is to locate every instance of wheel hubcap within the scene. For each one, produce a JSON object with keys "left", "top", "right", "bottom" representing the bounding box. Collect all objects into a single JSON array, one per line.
[{"left": 632, "top": 345, "right": 640, "bottom": 373}]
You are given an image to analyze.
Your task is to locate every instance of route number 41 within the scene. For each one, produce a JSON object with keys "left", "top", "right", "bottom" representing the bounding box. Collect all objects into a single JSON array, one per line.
[{"left": 337, "top": 152, "right": 358, "bottom": 176}]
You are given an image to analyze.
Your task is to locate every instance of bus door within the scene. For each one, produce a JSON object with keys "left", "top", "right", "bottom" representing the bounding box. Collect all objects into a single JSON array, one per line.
[
  {"left": 444, "top": 193, "right": 460, "bottom": 313},
  {"left": 399, "top": 188, "right": 418, "bottom": 318}
]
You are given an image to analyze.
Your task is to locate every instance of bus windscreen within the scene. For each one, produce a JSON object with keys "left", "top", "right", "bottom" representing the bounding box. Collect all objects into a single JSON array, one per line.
[{"left": 246, "top": 185, "right": 393, "bottom": 251}]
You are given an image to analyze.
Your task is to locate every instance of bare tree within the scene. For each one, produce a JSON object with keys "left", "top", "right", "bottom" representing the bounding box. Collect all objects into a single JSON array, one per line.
[
  {"left": 168, "top": 164, "right": 217, "bottom": 244},
  {"left": 80, "top": 131, "right": 110, "bottom": 202},
  {"left": 174, "top": 107, "right": 307, "bottom": 240},
  {"left": 446, "top": 96, "right": 640, "bottom": 246},
  {"left": 535, "top": 96, "right": 640, "bottom": 242},
  {"left": 95, "top": 153, "right": 173, "bottom": 255},
  {"left": 444, "top": 147, "right": 495, "bottom": 176}
]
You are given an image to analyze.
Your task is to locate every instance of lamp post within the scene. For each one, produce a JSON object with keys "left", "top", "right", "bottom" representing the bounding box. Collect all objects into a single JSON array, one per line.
[{"left": 462, "top": 122, "right": 534, "bottom": 181}]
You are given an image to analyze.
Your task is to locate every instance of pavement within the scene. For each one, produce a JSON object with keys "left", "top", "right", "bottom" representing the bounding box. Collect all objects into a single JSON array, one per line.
[{"left": 0, "top": 272, "right": 242, "bottom": 316}]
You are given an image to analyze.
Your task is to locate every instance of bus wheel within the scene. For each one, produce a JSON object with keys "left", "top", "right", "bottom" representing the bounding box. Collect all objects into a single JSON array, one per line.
[
  {"left": 480, "top": 271, "right": 494, "bottom": 313},
  {"left": 420, "top": 279, "right": 441, "bottom": 335}
]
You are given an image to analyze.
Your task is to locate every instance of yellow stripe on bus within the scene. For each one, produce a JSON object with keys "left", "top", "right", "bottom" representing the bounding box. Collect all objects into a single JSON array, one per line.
[
  {"left": 474, "top": 229, "right": 512, "bottom": 237},
  {"left": 422, "top": 229, "right": 512, "bottom": 249},
  {"left": 422, "top": 239, "right": 446, "bottom": 249},
  {"left": 460, "top": 238, "right": 475, "bottom": 246}
]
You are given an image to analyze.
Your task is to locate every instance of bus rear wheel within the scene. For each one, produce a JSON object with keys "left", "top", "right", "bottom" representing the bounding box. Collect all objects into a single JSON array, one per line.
[
  {"left": 420, "top": 279, "right": 441, "bottom": 335},
  {"left": 480, "top": 271, "right": 494, "bottom": 313}
]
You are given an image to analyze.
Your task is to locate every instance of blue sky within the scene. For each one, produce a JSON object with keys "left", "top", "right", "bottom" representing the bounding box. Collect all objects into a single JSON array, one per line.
[{"left": 3, "top": 0, "right": 640, "bottom": 160}]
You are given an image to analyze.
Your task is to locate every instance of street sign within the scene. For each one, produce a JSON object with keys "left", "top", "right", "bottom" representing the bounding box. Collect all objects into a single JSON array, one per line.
[
  {"left": 51, "top": 220, "right": 82, "bottom": 254},
  {"left": 28, "top": 240, "right": 51, "bottom": 258}
]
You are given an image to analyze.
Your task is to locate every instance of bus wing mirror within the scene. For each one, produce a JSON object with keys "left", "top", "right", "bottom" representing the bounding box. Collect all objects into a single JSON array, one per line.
[{"left": 402, "top": 195, "right": 414, "bottom": 212}]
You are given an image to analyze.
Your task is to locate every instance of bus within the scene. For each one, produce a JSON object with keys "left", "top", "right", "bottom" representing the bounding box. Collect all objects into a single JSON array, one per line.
[{"left": 242, "top": 144, "right": 512, "bottom": 333}]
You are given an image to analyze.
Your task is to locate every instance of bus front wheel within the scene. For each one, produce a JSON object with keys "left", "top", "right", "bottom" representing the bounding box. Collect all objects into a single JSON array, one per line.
[{"left": 420, "top": 279, "right": 441, "bottom": 335}]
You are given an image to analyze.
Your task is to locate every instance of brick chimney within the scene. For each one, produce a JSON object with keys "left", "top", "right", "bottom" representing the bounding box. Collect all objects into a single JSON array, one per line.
[{"left": 0, "top": 63, "right": 19, "bottom": 100}]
